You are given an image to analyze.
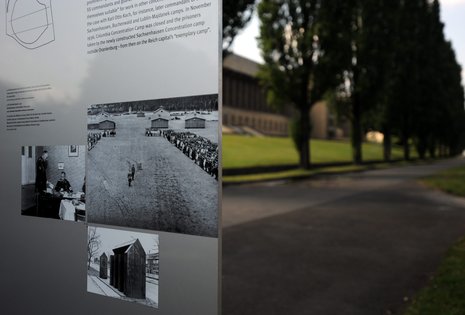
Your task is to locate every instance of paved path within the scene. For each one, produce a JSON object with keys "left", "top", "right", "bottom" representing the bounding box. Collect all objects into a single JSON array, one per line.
[{"left": 222, "top": 158, "right": 465, "bottom": 315}]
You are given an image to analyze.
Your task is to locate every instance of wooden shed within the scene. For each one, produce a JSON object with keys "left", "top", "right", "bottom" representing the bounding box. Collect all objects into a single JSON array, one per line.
[
  {"left": 99, "top": 253, "right": 108, "bottom": 279},
  {"left": 87, "top": 123, "right": 100, "bottom": 130},
  {"left": 99, "top": 120, "right": 116, "bottom": 131},
  {"left": 110, "top": 239, "right": 146, "bottom": 299},
  {"left": 151, "top": 106, "right": 170, "bottom": 130},
  {"left": 185, "top": 116, "right": 206, "bottom": 129},
  {"left": 151, "top": 117, "right": 169, "bottom": 129}
]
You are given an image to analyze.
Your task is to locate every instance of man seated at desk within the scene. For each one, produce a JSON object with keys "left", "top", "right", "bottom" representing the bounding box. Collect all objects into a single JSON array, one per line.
[{"left": 55, "top": 172, "right": 72, "bottom": 193}]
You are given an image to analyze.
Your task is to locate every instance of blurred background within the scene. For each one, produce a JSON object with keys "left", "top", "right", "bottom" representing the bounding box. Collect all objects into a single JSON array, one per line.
[{"left": 221, "top": 1, "right": 465, "bottom": 314}]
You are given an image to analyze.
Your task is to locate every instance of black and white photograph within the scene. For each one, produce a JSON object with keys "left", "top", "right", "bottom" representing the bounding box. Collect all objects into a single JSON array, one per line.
[
  {"left": 87, "top": 226, "right": 159, "bottom": 309},
  {"left": 69, "top": 145, "right": 79, "bottom": 157},
  {"left": 21, "top": 145, "right": 86, "bottom": 222},
  {"left": 86, "top": 94, "right": 219, "bottom": 237}
]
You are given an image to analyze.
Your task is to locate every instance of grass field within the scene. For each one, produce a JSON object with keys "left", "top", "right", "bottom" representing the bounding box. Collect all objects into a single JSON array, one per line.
[
  {"left": 422, "top": 165, "right": 465, "bottom": 197},
  {"left": 223, "top": 135, "right": 409, "bottom": 169},
  {"left": 404, "top": 237, "right": 465, "bottom": 315},
  {"left": 402, "top": 166, "right": 465, "bottom": 314},
  {"left": 223, "top": 165, "right": 366, "bottom": 183}
]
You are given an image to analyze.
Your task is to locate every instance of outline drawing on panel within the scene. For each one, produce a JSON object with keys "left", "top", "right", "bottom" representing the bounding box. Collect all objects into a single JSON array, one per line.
[{"left": 5, "top": 0, "right": 55, "bottom": 49}]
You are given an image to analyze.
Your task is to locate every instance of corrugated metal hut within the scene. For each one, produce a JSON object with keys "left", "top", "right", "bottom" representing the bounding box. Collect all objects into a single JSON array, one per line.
[{"left": 110, "top": 239, "right": 146, "bottom": 299}]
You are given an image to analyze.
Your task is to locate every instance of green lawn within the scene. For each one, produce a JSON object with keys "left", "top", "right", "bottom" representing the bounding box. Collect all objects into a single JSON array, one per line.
[
  {"left": 223, "top": 161, "right": 427, "bottom": 184},
  {"left": 223, "top": 165, "right": 367, "bottom": 184},
  {"left": 422, "top": 165, "right": 465, "bottom": 197},
  {"left": 403, "top": 166, "right": 465, "bottom": 314},
  {"left": 223, "top": 135, "right": 408, "bottom": 169},
  {"left": 404, "top": 237, "right": 465, "bottom": 315}
]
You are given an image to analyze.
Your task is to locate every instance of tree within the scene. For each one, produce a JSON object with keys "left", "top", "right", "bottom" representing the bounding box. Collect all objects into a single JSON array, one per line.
[
  {"left": 385, "top": 0, "right": 465, "bottom": 160},
  {"left": 323, "top": 0, "right": 401, "bottom": 164},
  {"left": 223, "top": 0, "right": 256, "bottom": 55},
  {"left": 258, "top": 0, "right": 336, "bottom": 169},
  {"left": 87, "top": 227, "right": 101, "bottom": 270},
  {"left": 365, "top": 0, "right": 402, "bottom": 162},
  {"left": 410, "top": 0, "right": 444, "bottom": 159},
  {"left": 326, "top": 0, "right": 465, "bottom": 162}
]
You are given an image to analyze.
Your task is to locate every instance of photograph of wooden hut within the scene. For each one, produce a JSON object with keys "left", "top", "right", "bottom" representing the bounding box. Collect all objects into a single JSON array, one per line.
[
  {"left": 185, "top": 115, "right": 206, "bottom": 129},
  {"left": 110, "top": 239, "right": 146, "bottom": 299},
  {"left": 151, "top": 117, "right": 169, "bottom": 130},
  {"left": 87, "top": 226, "right": 159, "bottom": 308},
  {"left": 86, "top": 94, "right": 219, "bottom": 237}
]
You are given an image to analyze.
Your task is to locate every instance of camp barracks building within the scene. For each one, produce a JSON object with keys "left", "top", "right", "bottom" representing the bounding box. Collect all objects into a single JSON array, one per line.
[{"left": 223, "top": 54, "right": 347, "bottom": 139}]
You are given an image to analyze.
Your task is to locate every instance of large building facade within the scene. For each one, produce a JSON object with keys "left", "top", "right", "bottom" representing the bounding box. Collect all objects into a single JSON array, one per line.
[{"left": 223, "top": 54, "right": 346, "bottom": 139}]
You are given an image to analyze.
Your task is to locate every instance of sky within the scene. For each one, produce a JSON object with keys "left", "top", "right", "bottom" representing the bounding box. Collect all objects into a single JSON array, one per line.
[
  {"left": 231, "top": 0, "right": 465, "bottom": 86},
  {"left": 90, "top": 226, "right": 159, "bottom": 259}
]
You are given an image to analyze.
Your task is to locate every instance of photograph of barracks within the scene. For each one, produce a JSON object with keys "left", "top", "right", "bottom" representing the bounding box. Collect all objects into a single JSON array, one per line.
[
  {"left": 223, "top": 54, "right": 349, "bottom": 139},
  {"left": 86, "top": 95, "right": 219, "bottom": 237}
]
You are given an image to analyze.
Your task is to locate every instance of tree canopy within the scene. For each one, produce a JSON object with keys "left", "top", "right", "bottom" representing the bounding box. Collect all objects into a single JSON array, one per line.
[
  {"left": 257, "top": 0, "right": 465, "bottom": 165},
  {"left": 223, "top": 1, "right": 256, "bottom": 55},
  {"left": 258, "top": 0, "right": 341, "bottom": 169}
]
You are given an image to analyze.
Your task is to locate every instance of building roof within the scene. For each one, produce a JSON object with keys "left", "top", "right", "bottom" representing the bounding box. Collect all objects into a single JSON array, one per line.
[
  {"left": 153, "top": 107, "right": 170, "bottom": 120},
  {"left": 99, "top": 120, "right": 115, "bottom": 124},
  {"left": 113, "top": 239, "right": 145, "bottom": 255},
  {"left": 147, "top": 253, "right": 159, "bottom": 260},
  {"left": 185, "top": 115, "right": 206, "bottom": 121},
  {"left": 223, "top": 54, "right": 261, "bottom": 77}
]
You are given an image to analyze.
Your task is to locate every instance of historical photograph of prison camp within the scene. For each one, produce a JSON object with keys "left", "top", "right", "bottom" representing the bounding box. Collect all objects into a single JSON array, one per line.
[
  {"left": 21, "top": 145, "right": 86, "bottom": 222},
  {"left": 87, "top": 226, "right": 159, "bottom": 308},
  {"left": 87, "top": 94, "right": 219, "bottom": 237}
]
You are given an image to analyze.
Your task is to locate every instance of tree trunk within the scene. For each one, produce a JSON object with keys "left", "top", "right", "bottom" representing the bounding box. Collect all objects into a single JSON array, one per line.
[
  {"left": 383, "top": 126, "right": 392, "bottom": 162},
  {"left": 403, "top": 133, "right": 410, "bottom": 160},
  {"left": 299, "top": 107, "right": 311, "bottom": 169},
  {"left": 417, "top": 135, "right": 427, "bottom": 160},
  {"left": 428, "top": 139, "right": 436, "bottom": 159},
  {"left": 351, "top": 93, "right": 363, "bottom": 165}
]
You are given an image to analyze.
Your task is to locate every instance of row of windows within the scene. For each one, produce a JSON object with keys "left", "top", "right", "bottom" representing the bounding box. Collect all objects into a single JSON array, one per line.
[
  {"left": 224, "top": 113, "right": 288, "bottom": 134},
  {"left": 21, "top": 146, "right": 33, "bottom": 158},
  {"left": 223, "top": 71, "right": 271, "bottom": 113}
]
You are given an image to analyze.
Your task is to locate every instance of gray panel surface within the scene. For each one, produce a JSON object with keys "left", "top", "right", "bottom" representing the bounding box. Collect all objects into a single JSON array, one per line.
[{"left": 0, "top": 0, "right": 220, "bottom": 313}]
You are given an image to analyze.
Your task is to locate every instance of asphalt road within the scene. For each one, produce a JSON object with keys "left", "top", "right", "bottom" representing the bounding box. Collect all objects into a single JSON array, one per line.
[{"left": 222, "top": 158, "right": 465, "bottom": 315}]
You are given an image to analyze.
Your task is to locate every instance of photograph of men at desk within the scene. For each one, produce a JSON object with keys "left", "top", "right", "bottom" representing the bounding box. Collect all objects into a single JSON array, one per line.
[{"left": 21, "top": 145, "right": 86, "bottom": 222}]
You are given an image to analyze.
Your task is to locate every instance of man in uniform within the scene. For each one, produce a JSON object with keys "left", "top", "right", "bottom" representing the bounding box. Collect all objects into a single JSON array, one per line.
[
  {"left": 35, "top": 150, "right": 48, "bottom": 193},
  {"left": 55, "top": 172, "right": 72, "bottom": 193}
]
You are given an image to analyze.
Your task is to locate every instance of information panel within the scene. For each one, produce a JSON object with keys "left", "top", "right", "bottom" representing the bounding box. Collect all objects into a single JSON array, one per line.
[{"left": 0, "top": 1, "right": 220, "bottom": 314}]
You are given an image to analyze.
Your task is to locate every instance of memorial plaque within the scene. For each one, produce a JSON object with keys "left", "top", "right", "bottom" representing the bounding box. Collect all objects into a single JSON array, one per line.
[{"left": 1, "top": 0, "right": 220, "bottom": 313}]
